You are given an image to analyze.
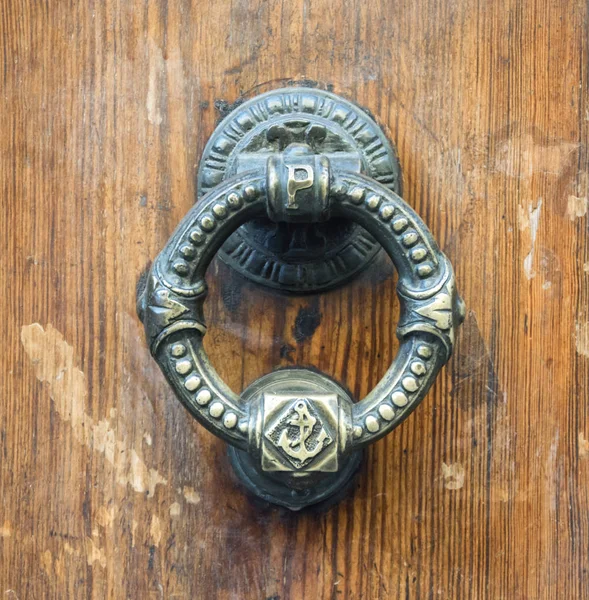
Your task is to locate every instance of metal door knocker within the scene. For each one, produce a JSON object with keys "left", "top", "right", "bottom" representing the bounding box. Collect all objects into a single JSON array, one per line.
[{"left": 137, "top": 87, "right": 465, "bottom": 510}]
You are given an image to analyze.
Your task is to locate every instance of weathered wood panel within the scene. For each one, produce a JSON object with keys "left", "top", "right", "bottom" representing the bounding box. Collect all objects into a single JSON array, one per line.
[{"left": 1, "top": 0, "right": 588, "bottom": 598}]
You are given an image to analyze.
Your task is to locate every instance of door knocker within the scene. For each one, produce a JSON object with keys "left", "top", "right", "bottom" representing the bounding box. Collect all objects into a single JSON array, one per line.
[{"left": 137, "top": 87, "right": 465, "bottom": 510}]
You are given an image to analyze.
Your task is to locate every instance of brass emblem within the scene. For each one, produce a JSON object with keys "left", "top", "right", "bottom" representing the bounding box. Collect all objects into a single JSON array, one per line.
[
  {"left": 286, "top": 164, "right": 314, "bottom": 210},
  {"left": 273, "top": 399, "right": 330, "bottom": 466},
  {"left": 263, "top": 395, "right": 338, "bottom": 472}
]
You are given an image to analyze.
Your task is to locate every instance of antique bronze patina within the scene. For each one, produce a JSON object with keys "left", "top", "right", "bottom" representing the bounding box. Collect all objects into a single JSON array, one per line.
[{"left": 138, "top": 87, "right": 464, "bottom": 510}]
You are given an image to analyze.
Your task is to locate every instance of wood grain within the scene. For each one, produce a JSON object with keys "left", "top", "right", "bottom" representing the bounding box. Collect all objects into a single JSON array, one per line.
[{"left": 1, "top": 0, "right": 588, "bottom": 598}]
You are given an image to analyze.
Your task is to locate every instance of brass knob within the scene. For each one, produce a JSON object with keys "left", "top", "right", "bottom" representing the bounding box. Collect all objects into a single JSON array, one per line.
[{"left": 138, "top": 87, "right": 464, "bottom": 510}]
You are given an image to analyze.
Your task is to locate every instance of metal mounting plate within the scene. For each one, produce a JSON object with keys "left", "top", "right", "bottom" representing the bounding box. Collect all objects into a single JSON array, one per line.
[{"left": 197, "top": 87, "right": 401, "bottom": 293}]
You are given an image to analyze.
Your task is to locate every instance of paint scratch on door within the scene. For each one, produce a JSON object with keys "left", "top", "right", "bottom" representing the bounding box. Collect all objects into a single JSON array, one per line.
[
  {"left": 20, "top": 323, "right": 168, "bottom": 497},
  {"left": 146, "top": 39, "right": 164, "bottom": 125},
  {"left": 150, "top": 515, "right": 162, "bottom": 547},
  {"left": 182, "top": 486, "right": 201, "bottom": 505},
  {"left": 441, "top": 462, "right": 465, "bottom": 490},
  {"left": 84, "top": 537, "right": 107, "bottom": 568},
  {"left": 493, "top": 135, "right": 578, "bottom": 179},
  {"left": 566, "top": 195, "right": 588, "bottom": 220},
  {"left": 0, "top": 521, "right": 11, "bottom": 538},
  {"left": 520, "top": 199, "right": 543, "bottom": 279},
  {"left": 575, "top": 321, "right": 589, "bottom": 358},
  {"left": 579, "top": 432, "right": 589, "bottom": 458}
]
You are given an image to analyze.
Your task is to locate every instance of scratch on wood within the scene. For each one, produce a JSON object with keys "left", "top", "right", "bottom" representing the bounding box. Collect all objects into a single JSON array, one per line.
[
  {"left": 579, "top": 433, "right": 589, "bottom": 458},
  {"left": 150, "top": 515, "right": 162, "bottom": 547},
  {"left": 566, "top": 195, "right": 588, "bottom": 220},
  {"left": 146, "top": 39, "right": 164, "bottom": 126},
  {"left": 40, "top": 550, "right": 53, "bottom": 576},
  {"left": 131, "top": 520, "right": 138, "bottom": 549},
  {"left": 575, "top": 321, "right": 589, "bottom": 358},
  {"left": 182, "top": 486, "right": 201, "bottom": 505},
  {"left": 521, "top": 199, "right": 543, "bottom": 279},
  {"left": 441, "top": 462, "right": 465, "bottom": 490},
  {"left": 451, "top": 312, "right": 503, "bottom": 410},
  {"left": 84, "top": 537, "right": 107, "bottom": 568},
  {"left": 20, "top": 323, "right": 168, "bottom": 497},
  {"left": 0, "top": 521, "right": 11, "bottom": 537},
  {"left": 517, "top": 204, "right": 529, "bottom": 231},
  {"left": 96, "top": 506, "right": 114, "bottom": 528},
  {"left": 493, "top": 134, "right": 578, "bottom": 179}
]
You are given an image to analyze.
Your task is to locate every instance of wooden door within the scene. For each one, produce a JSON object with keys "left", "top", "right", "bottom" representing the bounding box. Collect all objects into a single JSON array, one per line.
[{"left": 2, "top": 1, "right": 588, "bottom": 598}]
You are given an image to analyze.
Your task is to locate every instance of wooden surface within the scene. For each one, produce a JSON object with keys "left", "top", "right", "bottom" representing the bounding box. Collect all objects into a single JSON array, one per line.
[{"left": 1, "top": 1, "right": 588, "bottom": 598}]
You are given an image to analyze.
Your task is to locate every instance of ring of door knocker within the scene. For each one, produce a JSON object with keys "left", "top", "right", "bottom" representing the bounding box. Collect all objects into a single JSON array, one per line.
[{"left": 137, "top": 87, "right": 465, "bottom": 510}]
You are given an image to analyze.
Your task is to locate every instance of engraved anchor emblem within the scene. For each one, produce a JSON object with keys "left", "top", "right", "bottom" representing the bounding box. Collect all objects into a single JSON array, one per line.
[{"left": 276, "top": 400, "right": 330, "bottom": 466}]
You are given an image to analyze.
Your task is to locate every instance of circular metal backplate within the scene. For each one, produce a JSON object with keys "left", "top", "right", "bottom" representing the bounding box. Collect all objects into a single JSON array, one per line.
[{"left": 197, "top": 87, "right": 401, "bottom": 293}]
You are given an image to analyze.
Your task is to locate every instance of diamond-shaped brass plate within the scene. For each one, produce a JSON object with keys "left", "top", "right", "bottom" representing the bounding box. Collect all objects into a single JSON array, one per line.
[{"left": 262, "top": 393, "right": 339, "bottom": 472}]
